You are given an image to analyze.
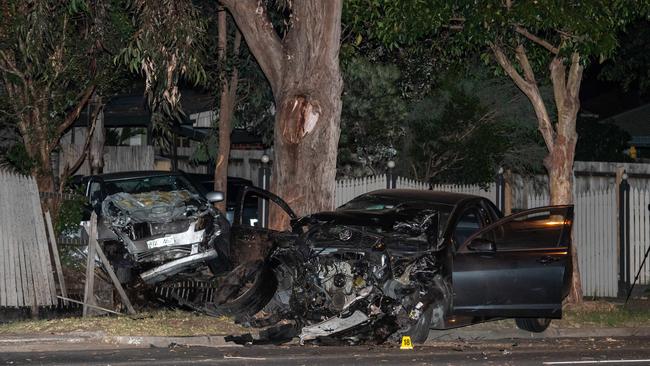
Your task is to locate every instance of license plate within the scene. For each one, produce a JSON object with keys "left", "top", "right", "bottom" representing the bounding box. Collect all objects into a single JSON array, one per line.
[{"left": 147, "top": 236, "right": 175, "bottom": 249}]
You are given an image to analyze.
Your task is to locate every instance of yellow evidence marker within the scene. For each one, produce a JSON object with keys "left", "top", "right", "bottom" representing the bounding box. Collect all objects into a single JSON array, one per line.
[{"left": 400, "top": 336, "right": 414, "bottom": 350}]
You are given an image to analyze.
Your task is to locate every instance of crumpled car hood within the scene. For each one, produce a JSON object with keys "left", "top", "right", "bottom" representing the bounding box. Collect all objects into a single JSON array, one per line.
[{"left": 102, "top": 190, "right": 206, "bottom": 225}]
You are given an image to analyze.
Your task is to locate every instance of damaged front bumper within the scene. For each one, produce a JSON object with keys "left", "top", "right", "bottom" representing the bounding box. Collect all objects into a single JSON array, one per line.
[
  {"left": 140, "top": 248, "right": 218, "bottom": 284},
  {"left": 97, "top": 189, "right": 228, "bottom": 285},
  {"left": 299, "top": 310, "right": 369, "bottom": 344}
]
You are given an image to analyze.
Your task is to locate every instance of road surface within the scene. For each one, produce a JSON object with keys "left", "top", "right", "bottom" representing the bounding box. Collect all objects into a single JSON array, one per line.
[{"left": 2, "top": 336, "right": 649, "bottom": 365}]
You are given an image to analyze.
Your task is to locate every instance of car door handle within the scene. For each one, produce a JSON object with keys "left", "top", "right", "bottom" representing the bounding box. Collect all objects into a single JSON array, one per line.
[{"left": 537, "top": 255, "right": 560, "bottom": 264}]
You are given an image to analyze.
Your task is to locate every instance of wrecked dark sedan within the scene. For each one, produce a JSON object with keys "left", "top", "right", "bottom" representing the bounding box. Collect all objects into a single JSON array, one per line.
[
  {"left": 77, "top": 171, "right": 229, "bottom": 285},
  {"left": 240, "top": 189, "right": 574, "bottom": 344}
]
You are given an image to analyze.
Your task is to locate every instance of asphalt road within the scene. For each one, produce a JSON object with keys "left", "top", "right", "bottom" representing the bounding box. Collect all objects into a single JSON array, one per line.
[{"left": 2, "top": 336, "right": 650, "bottom": 366}]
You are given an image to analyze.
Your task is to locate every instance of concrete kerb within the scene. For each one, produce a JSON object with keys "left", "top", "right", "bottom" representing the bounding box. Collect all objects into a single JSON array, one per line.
[{"left": 105, "top": 335, "right": 238, "bottom": 348}]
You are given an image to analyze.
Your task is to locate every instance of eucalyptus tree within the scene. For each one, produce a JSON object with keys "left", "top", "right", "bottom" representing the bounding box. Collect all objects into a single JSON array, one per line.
[
  {"left": 0, "top": 0, "right": 130, "bottom": 197},
  {"left": 347, "top": 0, "right": 650, "bottom": 303}
]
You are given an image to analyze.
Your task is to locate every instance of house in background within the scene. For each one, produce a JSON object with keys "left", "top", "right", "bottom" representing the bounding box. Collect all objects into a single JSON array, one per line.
[
  {"left": 603, "top": 102, "right": 650, "bottom": 161},
  {"left": 59, "top": 90, "right": 269, "bottom": 182}
]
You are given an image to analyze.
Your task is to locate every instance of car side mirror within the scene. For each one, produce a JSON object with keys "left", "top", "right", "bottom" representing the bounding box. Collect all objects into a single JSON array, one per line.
[
  {"left": 206, "top": 191, "right": 225, "bottom": 203},
  {"left": 467, "top": 238, "right": 496, "bottom": 253}
]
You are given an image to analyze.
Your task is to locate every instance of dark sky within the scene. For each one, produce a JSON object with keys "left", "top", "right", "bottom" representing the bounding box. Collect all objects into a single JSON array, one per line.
[{"left": 580, "top": 62, "right": 648, "bottom": 119}]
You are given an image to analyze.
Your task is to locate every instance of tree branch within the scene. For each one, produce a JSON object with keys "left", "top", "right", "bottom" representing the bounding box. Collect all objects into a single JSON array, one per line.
[
  {"left": 490, "top": 43, "right": 532, "bottom": 94},
  {"left": 515, "top": 44, "right": 536, "bottom": 84},
  {"left": 490, "top": 43, "right": 555, "bottom": 151},
  {"left": 0, "top": 49, "right": 26, "bottom": 83},
  {"left": 58, "top": 104, "right": 101, "bottom": 193},
  {"left": 550, "top": 57, "right": 567, "bottom": 118},
  {"left": 566, "top": 52, "right": 583, "bottom": 102},
  {"left": 515, "top": 26, "right": 559, "bottom": 54},
  {"left": 56, "top": 84, "right": 96, "bottom": 138},
  {"left": 220, "top": 0, "right": 283, "bottom": 94}
]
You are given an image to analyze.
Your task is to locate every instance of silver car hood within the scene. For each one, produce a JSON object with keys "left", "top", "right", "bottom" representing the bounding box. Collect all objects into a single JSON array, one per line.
[{"left": 102, "top": 190, "right": 208, "bottom": 226}]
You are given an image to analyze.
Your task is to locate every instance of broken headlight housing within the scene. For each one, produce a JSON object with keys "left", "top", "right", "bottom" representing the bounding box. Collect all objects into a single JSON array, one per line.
[{"left": 194, "top": 215, "right": 211, "bottom": 231}]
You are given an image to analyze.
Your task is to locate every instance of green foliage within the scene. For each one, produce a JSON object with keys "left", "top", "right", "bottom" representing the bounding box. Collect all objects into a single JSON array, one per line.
[
  {"left": 0, "top": 0, "right": 135, "bottom": 188},
  {"left": 345, "top": 0, "right": 650, "bottom": 63},
  {"left": 1, "top": 143, "right": 35, "bottom": 175},
  {"left": 575, "top": 118, "right": 632, "bottom": 162},
  {"left": 55, "top": 194, "right": 87, "bottom": 237},
  {"left": 404, "top": 86, "right": 511, "bottom": 185},
  {"left": 118, "top": 0, "right": 207, "bottom": 150},
  {"left": 338, "top": 58, "right": 407, "bottom": 177},
  {"left": 599, "top": 20, "right": 650, "bottom": 95}
]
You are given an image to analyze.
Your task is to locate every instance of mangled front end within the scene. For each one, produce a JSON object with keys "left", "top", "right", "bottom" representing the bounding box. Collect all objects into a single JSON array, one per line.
[
  {"left": 101, "top": 190, "right": 226, "bottom": 284},
  {"left": 270, "top": 210, "right": 452, "bottom": 344}
]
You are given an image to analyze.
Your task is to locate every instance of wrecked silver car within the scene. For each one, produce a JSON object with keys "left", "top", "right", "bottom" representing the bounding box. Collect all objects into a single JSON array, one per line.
[{"left": 79, "top": 171, "right": 228, "bottom": 285}]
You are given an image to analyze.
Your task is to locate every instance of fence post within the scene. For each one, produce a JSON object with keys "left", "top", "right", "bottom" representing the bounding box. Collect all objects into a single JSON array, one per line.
[
  {"left": 386, "top": 160, "right": 396, "bottom": 189},
  {"left": 618, "top": 171, "right": 630, "bottom": 297},
  {"left": 258, "top": 153, "right": 271, "bottom": 228},
  {"left": 495, "top": 167, "right": 505, "bottom": 212}
]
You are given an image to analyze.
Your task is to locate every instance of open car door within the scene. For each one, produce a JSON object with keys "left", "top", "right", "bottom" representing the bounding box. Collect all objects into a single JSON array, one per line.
[
  {"left": 452, "top": 205, "right": 573, "bottom": 318},
  {"left": 226, "top": 186, "right": 297, "bottom": 266}
]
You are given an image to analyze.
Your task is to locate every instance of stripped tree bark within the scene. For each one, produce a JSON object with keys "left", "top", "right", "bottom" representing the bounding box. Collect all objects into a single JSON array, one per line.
[
  {"left": 221, "top": 0, "right": 343, "bottom": 229},
  {"left": 213, "top": 6, "right": 242, "bottom": 213}
]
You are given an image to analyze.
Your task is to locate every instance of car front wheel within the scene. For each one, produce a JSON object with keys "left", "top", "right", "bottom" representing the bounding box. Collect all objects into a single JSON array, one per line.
[
  {"left": 515, "top": 318, "right": 551, "bottom": 332},
  {"left": 404, "top": 306, "right": 433, "bottom": 344}
]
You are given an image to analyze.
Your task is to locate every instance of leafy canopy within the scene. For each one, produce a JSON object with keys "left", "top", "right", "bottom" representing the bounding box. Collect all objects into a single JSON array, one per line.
[{"left": 346, "top": 0, "right": 650, "bottom": 71}]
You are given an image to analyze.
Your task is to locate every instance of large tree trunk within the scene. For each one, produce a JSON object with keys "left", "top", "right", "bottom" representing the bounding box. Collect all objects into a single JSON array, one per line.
[
  {"left": 492, "top": 45, "right": 584, "bottom": 304},
  {"left": 271, "top": 88, "right": 342, "bottom": 228},
  {"left": 222, "top": 0, "right": 343, "bottom": 230}
]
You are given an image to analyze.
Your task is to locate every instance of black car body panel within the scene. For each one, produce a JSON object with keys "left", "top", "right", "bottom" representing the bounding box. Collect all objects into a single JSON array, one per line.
[
  {"left": 222, "top": 189, "right": 575, "bottom": 343},
  {"left": 452, "top": 205, "right": 573, "bottom": 318}
]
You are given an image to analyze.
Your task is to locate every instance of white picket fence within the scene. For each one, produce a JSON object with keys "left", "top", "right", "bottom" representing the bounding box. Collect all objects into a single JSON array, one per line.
[
  {"left": 528, "top": 189, "right": 620, "bottom": 298},
  {"left": 575, "top": 190, "right": 618, "bottom": 298},
  {"left": 335, "top": 175, "right": 496, "bottom": 208},
  {"left": 335, "top": 175, "right": 387, "bottom": 207},
  {"left": 629, "top": 188, "right": 650, "bottom": 287}
]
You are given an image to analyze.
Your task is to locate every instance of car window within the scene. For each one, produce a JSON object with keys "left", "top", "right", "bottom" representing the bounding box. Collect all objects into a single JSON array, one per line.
[
  {"left": 235, "top": 188, "right": 295, "bottom": 228},
  {"left": 474, "top": 208, "right": 568, "bottom": 250},
  {"left": 229, "top": 193, "right": 260, "bottom": 225},
  {"left": 105, "top": 175, "right": 200, "bottom": 195},
  {"left": 88, "top": 181, "right": 104, "bottom": 207},
  {"left": 454, "top": 208, "right": 482, "bottom": 247}
]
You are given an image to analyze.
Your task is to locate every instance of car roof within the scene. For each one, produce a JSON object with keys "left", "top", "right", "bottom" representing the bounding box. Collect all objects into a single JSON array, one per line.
[
  {"left": 95, "top": 170, "right": 184, "bottom": 181},
  {"left": 361, "top": 189, "right": 480, "bottom": 206}
]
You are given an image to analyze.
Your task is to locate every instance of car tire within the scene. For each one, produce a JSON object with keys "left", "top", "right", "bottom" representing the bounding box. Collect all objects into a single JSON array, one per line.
[
  {"left": 404, "top": 306, "right": 433, "bottom": 344},
  {"left": 515, "top": 318, "right": 551, "bottom": 332},
  {"left": 213, "top": 264, "right": 278, "bottom": 317}
]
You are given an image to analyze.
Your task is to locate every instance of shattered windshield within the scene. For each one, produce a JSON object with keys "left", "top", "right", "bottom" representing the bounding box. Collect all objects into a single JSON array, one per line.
[
  {"left": 338, "top": 194, "right": 454, "bottom": 233},
  {"left": 105, "top": 175, "right": 200, "bottom": 196},
  {"left": 338, "top": 195, "right": 403, "bottom": 211}
]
